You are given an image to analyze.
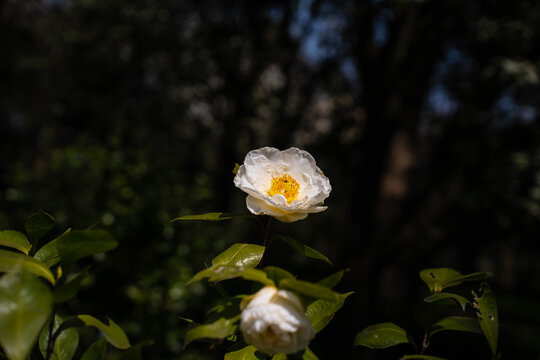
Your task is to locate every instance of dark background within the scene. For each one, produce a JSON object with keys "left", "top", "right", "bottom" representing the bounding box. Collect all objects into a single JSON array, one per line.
[{"left": 1, "top": 0, "right": 540, "bottom": 359}]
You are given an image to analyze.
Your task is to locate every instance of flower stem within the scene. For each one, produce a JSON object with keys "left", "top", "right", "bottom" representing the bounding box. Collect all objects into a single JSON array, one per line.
[
  {"left": 262, "top": 217, "right": 273, "bottom": 248},
  {"left": 258, "top": 217, "right": 273, "bottom": 268}
]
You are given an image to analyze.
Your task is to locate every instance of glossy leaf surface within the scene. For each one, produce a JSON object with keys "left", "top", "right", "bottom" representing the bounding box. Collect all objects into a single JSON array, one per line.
[
  {"left": 0, "top": 273, "right": 53, "bottom": 360},
  {"left": 34, "top": 230, "right": 117, "bottom": 267},
  {"left": 0, "top": 249, "right": 55, "bottom": 284},
  {"left": 39, "top": 315, "right": 79, "bottom": 360},
  {"left": 212, "top": 243, "right": 265, "bottom": 268},
  {"left": 184, "top": 317, "right": 239, "bottom": 348},
  {"left": 0, "top": 231, "right": 31, "bottom": 255},
  {"left": 354, "top": 323, "right": 415, "bottom": 349},
  {"left": 188, "top": 266, "right": 275, "bottom": 286}
]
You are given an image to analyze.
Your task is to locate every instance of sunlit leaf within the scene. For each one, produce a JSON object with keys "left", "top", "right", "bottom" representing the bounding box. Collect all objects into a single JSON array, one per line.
[
  {"left": 419, "top": 268, "right": 462, "bottom": 293},
  {"left": 0, "top": 231, "right": 31, "bottom": 255},
  {"left": 302, "top": 348, "right": 318, "bottom": 360},
  {"left": 263, "top": 266, "right": 294, "bottom": 284},
  {"left": 400, "top": 356, "right": 447, "bottom": 360},
  {"left": 54, "top": 267, "right": 90, "bottom": 303},
  {"left": 184, "top": 316, "right": 240, "bottom": 348},
  {"left": 0, "top": 249, "right": 55, "bottom": 284},
  {"left": 317, "top": 269, "right": 348, "bottom": 289},
  {"left": 34, "top": 230, "right": 117, "bottom": 268},
  {"left": 419, "top": 268, "right": 492, "bottom": 293},
  {"left": 77, "top": 315, "right": 130, "bottom": 350},
  {"left": 225, "top": 345, "right": 263, "bottom": 360},
  {"left": 212, "top": 243, "right": 265, "bottom": 268},
  {"left": 25, "top": 209, "right": 55, "bottom": 248},
  {"left": 430, "top": 316, "right": 482, "bottom": 338},
  {"left": 0, "top": 273, "right": 53, "bottom": 360},
  {"left": 474, "top": 282, "right": 498, "bottom": 356},
  {"left": 188, "top": 266, "right": 275, "bottom": 286},
  {"left": 424, "top": 293, "right": 471, "bottom": 312},
  {"left": 306, "top": 292, "right": 353, "bottom": 333},
  {"left": 171, "top": 212, "right": 255, "bottom": 222},
  {"left": 277, "top": 236, "right": 332, "bottom": 265},
  {"left": 80, "top": 338, "right": 107, "bottom": 360},
  {"left": 39, "top": 315, "right": 79, "bottom": 360},
  {"left": 354, "top": 323, "right": 415, "bottom": 349},
  {"left": 279, "top": 278, "right": 343, "bottom": 302}
]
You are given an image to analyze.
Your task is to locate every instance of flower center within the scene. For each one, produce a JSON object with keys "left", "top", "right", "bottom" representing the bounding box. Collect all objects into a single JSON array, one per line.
[{"left": 268, "top": 174, "right": 300, "bottom": 203}]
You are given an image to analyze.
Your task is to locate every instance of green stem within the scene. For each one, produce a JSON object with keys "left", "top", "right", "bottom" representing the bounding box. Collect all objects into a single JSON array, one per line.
[
  {"left": 45, "top": 312, "right": 56, "bottom": 360},
  {"left": 258, "top": 217, "right": 273, "bottom": 268}
]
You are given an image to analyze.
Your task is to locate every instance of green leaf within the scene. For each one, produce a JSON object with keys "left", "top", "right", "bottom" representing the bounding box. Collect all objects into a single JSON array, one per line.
[
  {"left": 278, "top": 236, "right": 332, "bottom": 265},
  {"left": 171, "top": 212, "right": 255, "bottom": 222},
  {"left": 54, "top": 267, "right": 90, "bottom": 303},
  {"left": 302, "top": 348, "right": 318, "bottom": 360},
  {"left": 424, "top": 293, "right": 471, "bottom": 312},
  {"left": 77, "top": 315, "right": 130, "bottom": 350},
  {"left": 207, "top": 296, "right": 245, "bottom": 323},
  {"left": 474, "top": 282, "right": 498, "bottom": 356},
  {"left": 25, "top": 209, "right": 55, "bottom": 247},
  {"left": 188, "top": 266, "right": 275, "bottom": 286},
  {"left": 401, "top": 356, "right": 447, "bottom": 360},
  {"left": 419, "top": 268, "right": 493, "bottom": 293},
  {"left": 114, "top": 340, "right": 153, "bottom": 360},
  {"left": 419, "top": 268, "right": 462, "bottom": 293},
  {"left": 80, "top": 338, "right": 107, "bottom": 360},
  {"left": 39, "top": 315, "right": 79, "bottom": 360},
  {"left": 212, "top": 243, "right": 265, "bottom": 268},
  {"left": 0, "top": 273, "right": 53, "bottom": 360},
  {"left": 263, "top": 266, "right": 295, "bottom": 284},
  {"left": 306, "top": 292, "right": 353, "bottom": 333},
  {"left": 0, "top": 231, "right": 31, "bottom": 255},
  {"left": 232, "top": 163, "right": 241, "bottom": 175},
  {"left": 317, "top": 269, "right": 348, "bottom": 289},
  {"left": 430, "top": 316, "right": 482, "bottom": 338},
  {"left": 354, "top": 323, "right": 415, "bottom": 349},
  {"left": 184, "top": 316, "right": 239, "bottom": 348},
  {"left": 225, "top": 345, "right": 263, "bottom": 360},
  {"left": 34, "top": 230, "right": 117, "bottom": 268},
  {"left": 279, "top": 278, "right": 342, "bottom": 302},
  {"left": 0, "top": 249, "right": 56, "bottom": 284}
]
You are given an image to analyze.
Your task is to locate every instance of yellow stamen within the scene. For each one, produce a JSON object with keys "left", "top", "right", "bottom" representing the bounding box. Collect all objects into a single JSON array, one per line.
[{"left": 268, "top": 174, "right": 300, "bottom": 203}]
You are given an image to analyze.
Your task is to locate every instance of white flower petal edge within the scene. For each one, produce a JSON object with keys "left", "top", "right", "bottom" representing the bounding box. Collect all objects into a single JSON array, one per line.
[
  {"left": 240, "top": 286, "right": 315, "bottom": 355},
  {"left": 234, "top": 147, "right": 331, "bottom": 222}
]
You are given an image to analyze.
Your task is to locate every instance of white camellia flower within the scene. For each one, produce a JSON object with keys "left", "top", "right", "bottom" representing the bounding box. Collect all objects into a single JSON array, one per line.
[
  {"left": 233, "top": 147, "right": 331, "bottom": 222},
  {"left": 240, "top": 286, "right": 315, "bottom": 355}
]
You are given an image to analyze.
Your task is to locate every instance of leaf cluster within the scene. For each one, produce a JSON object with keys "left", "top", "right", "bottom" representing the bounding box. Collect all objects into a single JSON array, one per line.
[
  {"left": 354, "top": 267, "right": 498, "bottom": 360},
  {"left": 0, "top": 210, "right": 140, "bottom": 360}
]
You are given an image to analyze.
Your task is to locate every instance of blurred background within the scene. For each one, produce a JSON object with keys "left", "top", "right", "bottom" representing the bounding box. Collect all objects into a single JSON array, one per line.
[{"left": 1, "top": 0, "right": 540, "bottom": 358}]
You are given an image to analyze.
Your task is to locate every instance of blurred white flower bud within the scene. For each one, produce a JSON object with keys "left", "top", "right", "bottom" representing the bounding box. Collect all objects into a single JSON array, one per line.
[{"left": 240, "top": 286, "right": 315, "bottom": 354}]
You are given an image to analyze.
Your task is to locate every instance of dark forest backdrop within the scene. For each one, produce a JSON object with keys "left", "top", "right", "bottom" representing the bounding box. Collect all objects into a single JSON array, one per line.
[{"left": 1, "top": 0, "right": 540, "bottom": 358}]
